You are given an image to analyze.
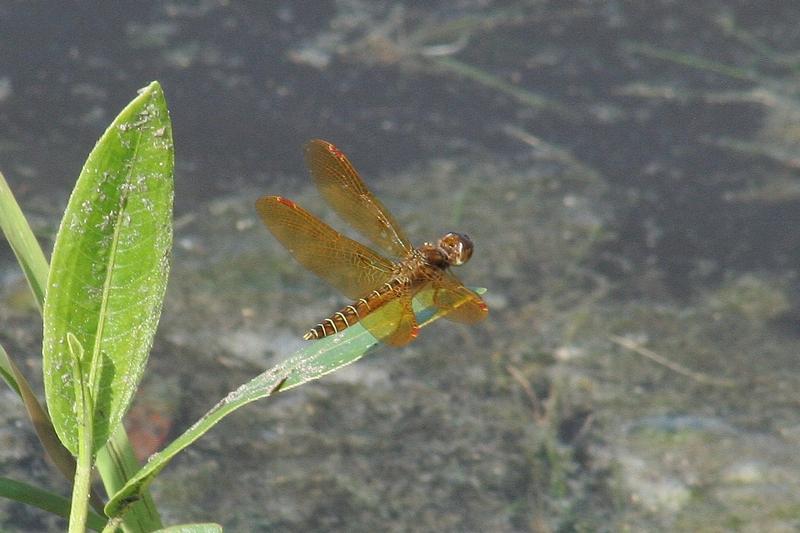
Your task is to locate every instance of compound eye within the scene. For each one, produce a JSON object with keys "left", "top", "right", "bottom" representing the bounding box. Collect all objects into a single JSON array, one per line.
[{"left": 440, "top": 232, "right": 474, "bottom": 266}]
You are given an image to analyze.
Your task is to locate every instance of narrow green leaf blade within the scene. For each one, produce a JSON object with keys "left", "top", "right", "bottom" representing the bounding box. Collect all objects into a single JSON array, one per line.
[
  {"left": 0, "top": 170, "right": 49, "bottom": 310},
  {"left": 96, "top": 427, "right": 163, "bottom": 531},
  {"left": 0, "top": 477, "right": 107, "bottom": 531},
  {"left": 43, "top": 81, "right": 174, "bottom": 455},
  {"left": 104, "top": 290, "right": 485, "bottom": 518},
  {"left": 0, "top": 343, "right": 21, "bottom": 397},
  {"left": 0, "top": 343, "right": 78, "bottom": 482}
]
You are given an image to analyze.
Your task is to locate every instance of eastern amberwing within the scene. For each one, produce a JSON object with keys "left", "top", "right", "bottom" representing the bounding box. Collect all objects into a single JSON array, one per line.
[{"left": 256, "top": 140, "right": 488, "bottom": 346}]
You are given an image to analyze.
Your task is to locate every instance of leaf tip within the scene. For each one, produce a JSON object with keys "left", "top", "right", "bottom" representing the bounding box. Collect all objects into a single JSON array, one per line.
[
  {"left": 66, "top": 332, "right": 85, "bottom": 364},
  {"left": 138, "top": 80, "right": 163, "bottom": 96}
]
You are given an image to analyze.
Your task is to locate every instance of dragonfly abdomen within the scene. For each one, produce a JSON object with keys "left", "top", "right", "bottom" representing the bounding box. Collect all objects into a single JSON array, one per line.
[{"left": 303, "top": 279, "right": 403, "bottom": 340}]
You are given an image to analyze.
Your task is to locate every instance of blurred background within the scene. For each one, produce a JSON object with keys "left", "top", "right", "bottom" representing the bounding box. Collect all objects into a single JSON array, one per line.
[{"left": 1, "top": 1, "right": 799, "bottom": 531}]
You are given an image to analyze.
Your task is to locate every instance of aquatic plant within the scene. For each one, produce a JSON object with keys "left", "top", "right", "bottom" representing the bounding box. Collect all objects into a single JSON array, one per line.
[{"left": 0, "top": 82, "right": 466, "bottom": 532}]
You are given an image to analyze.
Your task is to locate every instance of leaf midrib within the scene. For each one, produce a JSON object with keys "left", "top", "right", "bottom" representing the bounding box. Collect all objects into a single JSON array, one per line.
[{"left": 88, "top": 121, "right": 146, "bottom": 412}]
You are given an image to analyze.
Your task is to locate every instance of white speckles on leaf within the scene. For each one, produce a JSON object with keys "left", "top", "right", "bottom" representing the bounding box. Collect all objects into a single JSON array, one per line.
[
  {"left": 42, "top": 81, "right": 173, "bottom": 455},
  {"left": 119, "top": 181, "right": 137, "bottom": 195},
  {"left": 67, "top": 213, "right": 84, "bottom": 235},
  {"left": 86, "top": 284, "right": 104, "bottom": 300},
  {"left": 97, "top": 212, "right": 114, "bottom": 232}
]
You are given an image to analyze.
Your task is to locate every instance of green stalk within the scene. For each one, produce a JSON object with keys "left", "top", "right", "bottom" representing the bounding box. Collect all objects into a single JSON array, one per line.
[
  {"left": 96, "top": 427, "right": 163, "bottom": 531},
  {"left": 67, "top": 333, "right": 92, "bottom": 533}
]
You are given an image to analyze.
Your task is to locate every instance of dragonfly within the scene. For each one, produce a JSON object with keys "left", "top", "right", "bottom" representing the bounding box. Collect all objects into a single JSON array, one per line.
[{"left": 256, "top": 139, "right": 488, "bottom": 346}]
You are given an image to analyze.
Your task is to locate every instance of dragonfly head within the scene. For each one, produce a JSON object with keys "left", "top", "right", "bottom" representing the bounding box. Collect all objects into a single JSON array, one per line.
[{"left": 437, "top": 232, "right": 474, "bottom": 266}]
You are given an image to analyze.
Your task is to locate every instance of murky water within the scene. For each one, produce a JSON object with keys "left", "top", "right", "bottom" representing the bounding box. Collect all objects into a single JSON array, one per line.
[{"left": 1, "top": 2, "right": 799, "bottom": 531}]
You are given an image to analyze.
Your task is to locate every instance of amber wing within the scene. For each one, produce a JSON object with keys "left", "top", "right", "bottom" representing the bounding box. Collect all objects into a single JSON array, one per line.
[
  {"left": 305, "top": 139, "right": 413, "bottom": 258},
  {"left": 255, "top": 196, "right": 394, "bottom": 299},
  {"left": 420, "top": 271, "right": 488, "bottom": 324},
  {"left": 360, "top": 294, "right": 420, "bottom": 347}
]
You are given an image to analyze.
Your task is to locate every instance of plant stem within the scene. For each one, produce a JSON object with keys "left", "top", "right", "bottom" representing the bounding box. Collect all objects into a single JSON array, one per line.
[
  {"left": 69, "top": 433, "right": 93, "bottom": 533},
  {"left": 67, "top": 333, "right": 93, "bottom": 533}
]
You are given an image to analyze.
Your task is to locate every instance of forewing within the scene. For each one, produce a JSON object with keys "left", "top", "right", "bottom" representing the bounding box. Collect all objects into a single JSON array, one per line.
[
  {"left": 256, "top": 196, "right": 393, "bottom": 299},
  {"left": 305, "top": 139, "right": 413, "bottom": 258}
]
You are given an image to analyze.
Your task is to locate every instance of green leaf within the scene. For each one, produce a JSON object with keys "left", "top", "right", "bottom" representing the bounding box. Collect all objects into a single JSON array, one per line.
[
  {"left": 43, "top": 81, "right": 174, "bottom": 456},
  {"left": 0, "top": 477, "right": 107, "bottom": 531},
  {"left": 0, "top": 170, "right": 49, "bottom": 310},
  {"left": 104, "top": 289, "right": 485, "bottom": 518},
  {"left": 1, "top": 86, "right": 163, "bottom": 527}
]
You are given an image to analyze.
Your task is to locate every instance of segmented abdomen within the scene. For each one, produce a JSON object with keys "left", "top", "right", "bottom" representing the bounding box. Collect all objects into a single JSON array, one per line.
[{"left": 303, "top": 279, "right": 404, "bottom": 340}]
